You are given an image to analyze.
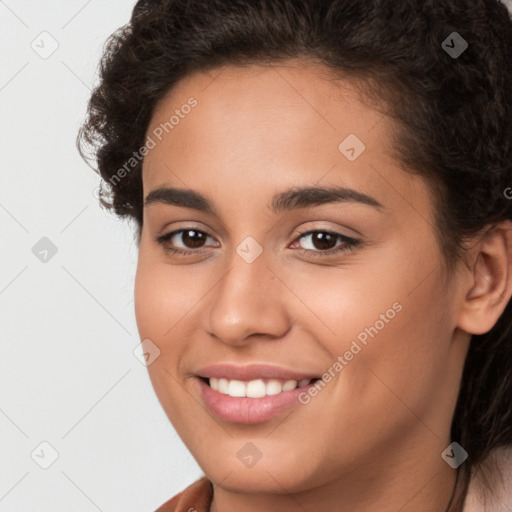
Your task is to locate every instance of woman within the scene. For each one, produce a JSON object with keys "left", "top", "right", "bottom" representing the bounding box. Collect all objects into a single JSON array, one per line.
[{"left": 78, "top": 0, "right": 512, "bottom": 510}]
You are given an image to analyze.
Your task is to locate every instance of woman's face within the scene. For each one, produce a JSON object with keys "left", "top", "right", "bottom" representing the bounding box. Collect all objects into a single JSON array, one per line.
[{"left": 135, "top": 61, "right": 469, "bottom": 499}]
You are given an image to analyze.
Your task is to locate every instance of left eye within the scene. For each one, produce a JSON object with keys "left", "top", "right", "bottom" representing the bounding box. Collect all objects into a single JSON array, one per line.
[
  {"left": 291, "top": 230, "right": 359, "bottom": 256},
  {"left": 155, "top": 228, "right": 359, "bottom": 257}
]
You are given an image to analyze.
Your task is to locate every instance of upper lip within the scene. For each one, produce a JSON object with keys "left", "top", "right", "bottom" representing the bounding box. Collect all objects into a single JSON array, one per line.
[{"left": 195, "top": 363, "right": 320, "bottom": 382}]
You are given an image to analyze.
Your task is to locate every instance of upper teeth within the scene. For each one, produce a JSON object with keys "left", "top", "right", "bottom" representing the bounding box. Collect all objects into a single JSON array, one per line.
[{"left": 209, "top": 378, "right": 312, "bottom": 397}]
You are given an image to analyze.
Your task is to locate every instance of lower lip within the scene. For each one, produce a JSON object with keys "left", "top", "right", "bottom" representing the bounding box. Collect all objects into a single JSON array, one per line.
[{"left": 196, "top": 377, "right": 316, "bottom": 424}]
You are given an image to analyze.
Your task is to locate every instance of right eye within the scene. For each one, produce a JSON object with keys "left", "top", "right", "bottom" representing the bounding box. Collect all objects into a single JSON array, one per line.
[{"left": 155, "top": 228, "right": 219, "bottom": 256}]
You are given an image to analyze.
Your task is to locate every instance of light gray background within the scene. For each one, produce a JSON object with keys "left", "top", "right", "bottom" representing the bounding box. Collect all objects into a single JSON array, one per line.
[
  {"left": 3, "top": 1, "right": 512, "bottom": 511},
  {"left": 0, "top": 1, "right": 202, "bottom": 511}
]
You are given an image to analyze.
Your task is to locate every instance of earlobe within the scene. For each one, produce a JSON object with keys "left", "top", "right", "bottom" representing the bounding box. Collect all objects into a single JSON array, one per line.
[{"left": 457, "top": 221, "right": 512, "bottom": 336}]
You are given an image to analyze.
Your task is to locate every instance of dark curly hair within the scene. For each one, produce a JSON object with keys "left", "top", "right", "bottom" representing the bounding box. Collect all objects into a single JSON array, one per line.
[{"left": 78, "top": 0, "right": 512, "bottom": 507}]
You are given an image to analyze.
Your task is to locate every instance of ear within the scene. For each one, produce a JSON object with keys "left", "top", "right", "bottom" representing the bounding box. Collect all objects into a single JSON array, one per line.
[{"left": 457, "top": 220, "right": 512, "bottom": 335}]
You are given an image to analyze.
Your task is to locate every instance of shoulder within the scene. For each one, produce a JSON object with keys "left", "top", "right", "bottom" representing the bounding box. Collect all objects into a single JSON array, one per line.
[
  {"left": 463, "top": 445, "right": 512, "bottom": 511},
  {"left": 155, "top": 476, "right": 213, "bottom": 512}
]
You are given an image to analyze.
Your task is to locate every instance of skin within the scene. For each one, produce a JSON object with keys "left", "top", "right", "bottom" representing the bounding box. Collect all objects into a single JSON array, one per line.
[{"left": 134, "top": 59, "right": 512, "bottom": 512}]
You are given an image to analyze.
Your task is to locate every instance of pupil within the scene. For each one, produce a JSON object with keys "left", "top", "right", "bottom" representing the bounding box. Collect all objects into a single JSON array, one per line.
[
  {"left": 313, "top": 232, "right": 335, "bottom": 250},
  {"left": 183, "top": 230, "right": 205, "bottom": 248}
]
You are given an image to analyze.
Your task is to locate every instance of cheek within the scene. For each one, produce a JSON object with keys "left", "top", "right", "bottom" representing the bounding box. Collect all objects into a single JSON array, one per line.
[
  {"left": 133, "top": 256, "right": 201, "bottom": 426},
  {"left": 133, "top": 255, "right": 194, "bottom": 397},
  {"left": 281, "top": 260, "right": 406, "bottom": 357},
  {"left": 287, "top": 251, "right": 450, "bottom": 425},
  {"left": 134, "top": 254, "right": 205, "bottom": 341}
]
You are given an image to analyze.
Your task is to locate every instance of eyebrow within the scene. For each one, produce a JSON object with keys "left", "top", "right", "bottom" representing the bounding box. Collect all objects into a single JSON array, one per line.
[{"left": 144, "top": 185, "right": 385, "bottom": 215}]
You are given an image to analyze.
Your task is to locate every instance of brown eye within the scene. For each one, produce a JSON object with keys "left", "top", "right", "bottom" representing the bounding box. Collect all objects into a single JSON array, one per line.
[
  {"left": 292, "top": 230, "right": 360, "bottom": 258},
  {"left": 155, "top": 228, "right": 217, "bottom": 255},
  {"left": 179, "top": 230, "right": 207, "bottom": 249},
  {"left": 305, "top": 232, "right": 337, "bottom": 251}
]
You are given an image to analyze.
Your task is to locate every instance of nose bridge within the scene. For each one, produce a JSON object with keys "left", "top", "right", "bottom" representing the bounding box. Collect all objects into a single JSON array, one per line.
[{"left": 206, "top": 243, "right": 289, "bottom": 345}]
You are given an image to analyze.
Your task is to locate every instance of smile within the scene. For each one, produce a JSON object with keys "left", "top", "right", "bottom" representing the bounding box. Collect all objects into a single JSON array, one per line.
[{"left": 207, "top": 377, "right": 318, "bottom": 397}]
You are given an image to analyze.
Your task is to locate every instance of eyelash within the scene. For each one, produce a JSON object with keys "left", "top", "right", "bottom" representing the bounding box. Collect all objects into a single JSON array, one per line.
[{"left": 155, "top": 228, "right": 360, "bottom": 258}]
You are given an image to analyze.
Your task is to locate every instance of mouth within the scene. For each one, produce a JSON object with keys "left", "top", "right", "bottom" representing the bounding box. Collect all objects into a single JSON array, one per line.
[{"left": 196, "top": 376, "right": 322, "bottom": 424}]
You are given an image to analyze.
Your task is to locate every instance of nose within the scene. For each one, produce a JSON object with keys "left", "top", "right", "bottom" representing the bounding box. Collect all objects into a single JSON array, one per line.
[{"left": 205, "top": 250, "right": 291, "bottom": 347}]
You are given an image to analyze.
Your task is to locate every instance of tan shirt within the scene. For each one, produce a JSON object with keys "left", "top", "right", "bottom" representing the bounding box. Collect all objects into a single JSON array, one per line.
[{"left": 155, "top": 476, "right": 212, "bottom": 512}]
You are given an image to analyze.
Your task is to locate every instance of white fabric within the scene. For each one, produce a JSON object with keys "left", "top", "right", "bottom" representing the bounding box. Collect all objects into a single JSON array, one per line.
[
  {"left": 463, "top": 446, "right": 512, "bottom": 511},
  {"left": 501, "top": 0, "right": 512, "bottom": 14}
]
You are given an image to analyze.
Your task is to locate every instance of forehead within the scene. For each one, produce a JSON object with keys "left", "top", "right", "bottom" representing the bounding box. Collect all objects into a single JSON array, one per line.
[
  {"left": 146, "top": 60, "right": 385, "bottom": 148},
  {"left": 141, "top": 60, "right": 433, "bottom": 223}
]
